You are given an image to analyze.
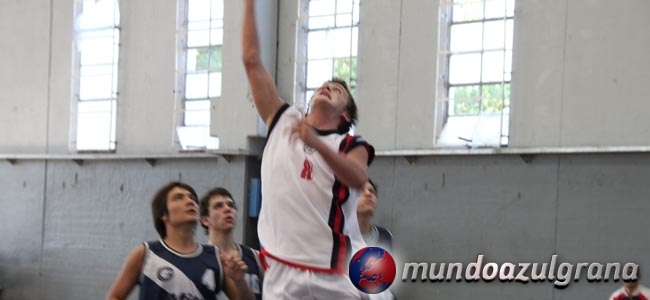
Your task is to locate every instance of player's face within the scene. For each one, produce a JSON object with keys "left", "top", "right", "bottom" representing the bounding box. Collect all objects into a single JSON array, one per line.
[
  {"left": 311, "top": 81, "right": 350, "bottom": 118},
  {"left": 163, "top": 187, "right": 199, "bottom": 226},
  {"left": 203, "top": 195, "right": 237, "bottom": 231},
  {"left": 357, "top": 182, "right": 377, "bottom": 216},
  {"left": 623, "top": 268, "right": 639, "bottom": 291}
]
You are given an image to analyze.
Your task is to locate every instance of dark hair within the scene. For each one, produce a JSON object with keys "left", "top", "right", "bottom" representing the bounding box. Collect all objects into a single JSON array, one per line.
[
  {"left": 623, "top": 263, "right": 641, "bottom": 280},
  {"left": 151, "top": 182, "right": 198, "bottom": 238},
  {"left": 368, "top": 179, "right": 378, "bottom": 196},
  {"left": 199, "top": 187, "right": 235, "bottom": 234},
  {"left": 329, "top": 78, "right": 358, "bottom": 134}
]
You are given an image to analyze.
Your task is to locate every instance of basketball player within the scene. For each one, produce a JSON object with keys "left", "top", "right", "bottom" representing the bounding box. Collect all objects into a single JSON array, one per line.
[
  {"left": 609, "top": 267, "right": 649, "bottom": 300},
  {"left": 357, "top": 180, "right": 398, "bottom": 299},
  {"left": 357, "top": 180, "right": 395, "bottom": 253},
  {"left": 199, "top": 187, "right": 264, "bottom": 300},
  {"left": 242, "top": 0, "right": 375, "bottom": 298},
  {"left": 106, "top": 182, "right": 254, "bottom": 300}
]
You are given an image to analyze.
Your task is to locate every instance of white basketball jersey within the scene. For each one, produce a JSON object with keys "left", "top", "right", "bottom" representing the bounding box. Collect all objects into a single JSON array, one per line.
[{"left": 258, "top": 104, "right": 374, "bottom": 273}]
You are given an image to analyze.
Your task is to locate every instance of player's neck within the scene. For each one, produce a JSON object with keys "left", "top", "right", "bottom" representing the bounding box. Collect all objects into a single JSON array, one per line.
[
  {"left": 164, "top": 226, "right": 197, "bottom": 254},
  {"left": 306, "top": 107, "right": 338, "bottom": 132},
  {"left": 358, "top": 215, "right": 373, "bottom": 235},
  {"left": 210, "top": 231, "right": 238, "bottom": 256},
  {"left": 625, "top": 285, "right": 639, "bottom": 296}
]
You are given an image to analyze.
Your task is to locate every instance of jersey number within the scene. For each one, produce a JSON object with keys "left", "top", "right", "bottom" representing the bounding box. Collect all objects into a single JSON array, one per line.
[
  {"left": 244, "top": 273, "right": 260, "bottom": 294},
  {"left": 201, "top": 269, "right": 216, "bottom": 291},
  {"left": 300, "top": 158, "right": 313, "bottom": 180}
]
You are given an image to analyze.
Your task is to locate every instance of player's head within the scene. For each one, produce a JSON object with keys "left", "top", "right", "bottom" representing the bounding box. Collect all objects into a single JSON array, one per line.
[
  {"left": 357, "top": 179, "right": 378, "bottom": 217},
  {"left": 151, "top": 182, "right": 199, "bottom": 238},
  {"left": 310, "top": 78, "right": 357, "bottom": 134},
  {"left": 199, "top": 187, "right": 238, "bottom": 235},
  {"left": 623, "top": 264, "right": 641, "bottom": 291}
]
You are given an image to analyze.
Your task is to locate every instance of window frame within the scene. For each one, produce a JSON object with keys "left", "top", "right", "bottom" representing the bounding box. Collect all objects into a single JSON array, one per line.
[
  {"left": 174, "top": 0, "right": 223, "bottom": 151},
  {"left": 71, "top": 0, "right": 121, "bottom": 152},
  {"left": 295, "top": 0, "right": 361, "bottom": 113},
  {"left": 435, "top": 0, "right": 514, "bottom": 148}
]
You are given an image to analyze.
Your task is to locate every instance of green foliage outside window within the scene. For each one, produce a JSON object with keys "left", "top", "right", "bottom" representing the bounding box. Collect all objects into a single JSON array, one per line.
[
  {"left": 452, "top": 84, "right": 510, "bottom": 115},
  {"left": 195, "top": 46, "right": 222, "bottom": 72},
  {"left": 334, "top": 57, "right": 357, "bottom": 86}
]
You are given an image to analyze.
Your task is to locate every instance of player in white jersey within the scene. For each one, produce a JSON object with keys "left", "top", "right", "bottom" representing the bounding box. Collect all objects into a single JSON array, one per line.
[
  {"left": 609, "top": 266, "right": 649, "bottom": 300},
  {"left": 242, "top": 1, "right": 375, "bottom": 299},
  {"left": 106, "top": 182, "right": 254, "bottom": 300}
]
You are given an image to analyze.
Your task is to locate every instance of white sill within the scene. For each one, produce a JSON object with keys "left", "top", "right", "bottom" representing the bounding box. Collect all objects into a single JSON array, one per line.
[{"left": 375, "top": 146, "right": 650, "bottom": 156}]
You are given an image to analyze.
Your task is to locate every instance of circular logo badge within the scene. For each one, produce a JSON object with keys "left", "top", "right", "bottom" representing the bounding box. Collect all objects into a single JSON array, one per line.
[
  {"left": 349, "top": 247, "right": 396, "bottom": 294},
  {"left": 157, "top": 267, "right": 174, "bottom": 281}
]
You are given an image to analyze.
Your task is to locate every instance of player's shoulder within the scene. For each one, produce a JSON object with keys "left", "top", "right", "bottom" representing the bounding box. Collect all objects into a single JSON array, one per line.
[
  {"left": 276, "top": 105, "right": 300, "bottom": 123},
  {"left": 238, "top": 244, "right": 255, "bottom": 256},
  {"left": 375, "top": 225, "right": 393, "bottom": 237},
  {"left": 608, "top": 287, "right": 625, "bottom": 300},
  {"left": 267, "top": 104, "right": 299, "bottom": 137},
  {"left": 202, "top": 243, "right": 217, "bottom": 255},
  {"left": 638, "top": 284, "right": 650, "bottom": 296}
]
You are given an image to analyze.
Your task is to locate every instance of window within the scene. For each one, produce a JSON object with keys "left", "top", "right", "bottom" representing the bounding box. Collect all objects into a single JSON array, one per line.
[
  {"left": 73, "top": 0, "right": 120, "bottom": 151},
  {"left": 175, "top": 0, "right": 222, "bottom": 150},
  {"left": 295, "top": 0, "right": 360, "bottom": 113},
  {"left": 436, "top": 0, "right": 514, "bottom": 148}
]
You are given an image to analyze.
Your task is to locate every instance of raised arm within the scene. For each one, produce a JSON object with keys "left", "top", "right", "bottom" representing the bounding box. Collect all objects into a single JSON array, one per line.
[
  {"left": 106, "top": 245, "right": 145, "bottom": 300},
  {"left": 242, "top": 0, "right": 285, "bottom": 128}
]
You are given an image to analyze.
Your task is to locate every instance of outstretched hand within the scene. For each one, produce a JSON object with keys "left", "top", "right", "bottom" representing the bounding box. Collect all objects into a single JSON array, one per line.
[{"left": 220, "top": 252, "right": 248, "bottom": 283}]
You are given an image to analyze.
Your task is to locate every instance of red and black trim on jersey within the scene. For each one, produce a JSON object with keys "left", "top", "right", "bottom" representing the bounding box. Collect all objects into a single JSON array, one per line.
[
  {"left": 328, "top": 179, "right": 351, "bottom": 272},
  {"left": 327, "top": 135, "right": 376, "bottom": 272},
  {"left": 342, "top": 135, "right": 376, "bottom": 165},
  {"left": 612, "top": 293, "right": 648, "bottom": 300}
]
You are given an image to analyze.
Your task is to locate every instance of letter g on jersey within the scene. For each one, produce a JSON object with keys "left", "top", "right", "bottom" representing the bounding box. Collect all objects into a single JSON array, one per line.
[{"left": 157, "top": 267, "right": 174, "bottom": 281}]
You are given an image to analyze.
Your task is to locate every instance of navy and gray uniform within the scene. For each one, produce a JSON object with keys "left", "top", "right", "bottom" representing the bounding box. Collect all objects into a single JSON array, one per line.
[
  {"left": 240, "top": 244, "right": 263, "bottom": 300},
  {"left": 139, "top": 240, "right": 224, "bottom": 300},
  {"left": 217, "top": 244, "right": 264, "bottom": 300},
  {"left": 363, "top": 224, "right": 395, "bottom": 253},
  {"left": 363, "top": 226, "right": 397, "bottom": 300}
]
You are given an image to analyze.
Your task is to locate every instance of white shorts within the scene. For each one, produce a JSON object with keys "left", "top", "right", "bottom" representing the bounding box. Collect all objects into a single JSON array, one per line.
[{"left": 262, "top": 255, "right": 368, "bottom": 300}]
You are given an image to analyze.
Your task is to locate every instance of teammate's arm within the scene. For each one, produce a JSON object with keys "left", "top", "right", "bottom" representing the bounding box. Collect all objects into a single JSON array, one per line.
[
  {"left": 222, "top": 252, "right": 255, "bottom": 300},
  {"left": 320, "top": 145, "right": 369, "bottom": 189},
  {"left": 242, "top": 0, "right": 284, "bottom": 128},
  {"left": 223, "top": 277, "right": 255, "bottom": 300},
  {"left": 106, "top": 245, "right": 145, "bottom": 300}
]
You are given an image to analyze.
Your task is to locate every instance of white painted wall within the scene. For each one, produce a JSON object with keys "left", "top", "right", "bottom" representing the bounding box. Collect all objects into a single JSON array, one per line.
[
  {"left": 48, "top": 0, "right": 76, "bottom": 154},
  {"left": 355, "top": 0, "right": 402, "bottom": 150},
  {"left": 116, "top": 0, "right": 178, "bottom": 154},
  {"left": 510, "top": 0, "right": 650, "bottom": 147},
  {"left": 359, "top": 0, "right": 650, "bottom": 150},
  {"left": 1, "top": 0, "right": 650, "bottom": 153},
  {"left": 276, "top": 0, "right": 299, "bottom": 102},
  {"left": 0, "top": 0, "right": 272, "bottom": 154},
  {"left": 0, "top": 0, "right": 51, "bottom": 153},
  {"left": 214, "top": 0, "right": 277, "bottom": 151}
]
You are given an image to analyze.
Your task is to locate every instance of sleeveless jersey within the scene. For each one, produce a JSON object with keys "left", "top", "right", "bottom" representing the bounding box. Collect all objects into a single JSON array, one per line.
[
  {"left": 139, "top": 240, "right": 224, "bottom": 300},
  {"left": 216, "top": 244, "right": 264, "bottom": 300},
  {"left": 364, "top": 225, "right": 395, "bottom": 253},
  {"left": 258, "top": 104, "right": 375, "bottom": 273},
  {"left": 610, "top": 285, "right": 650, "bottom": 300}
]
